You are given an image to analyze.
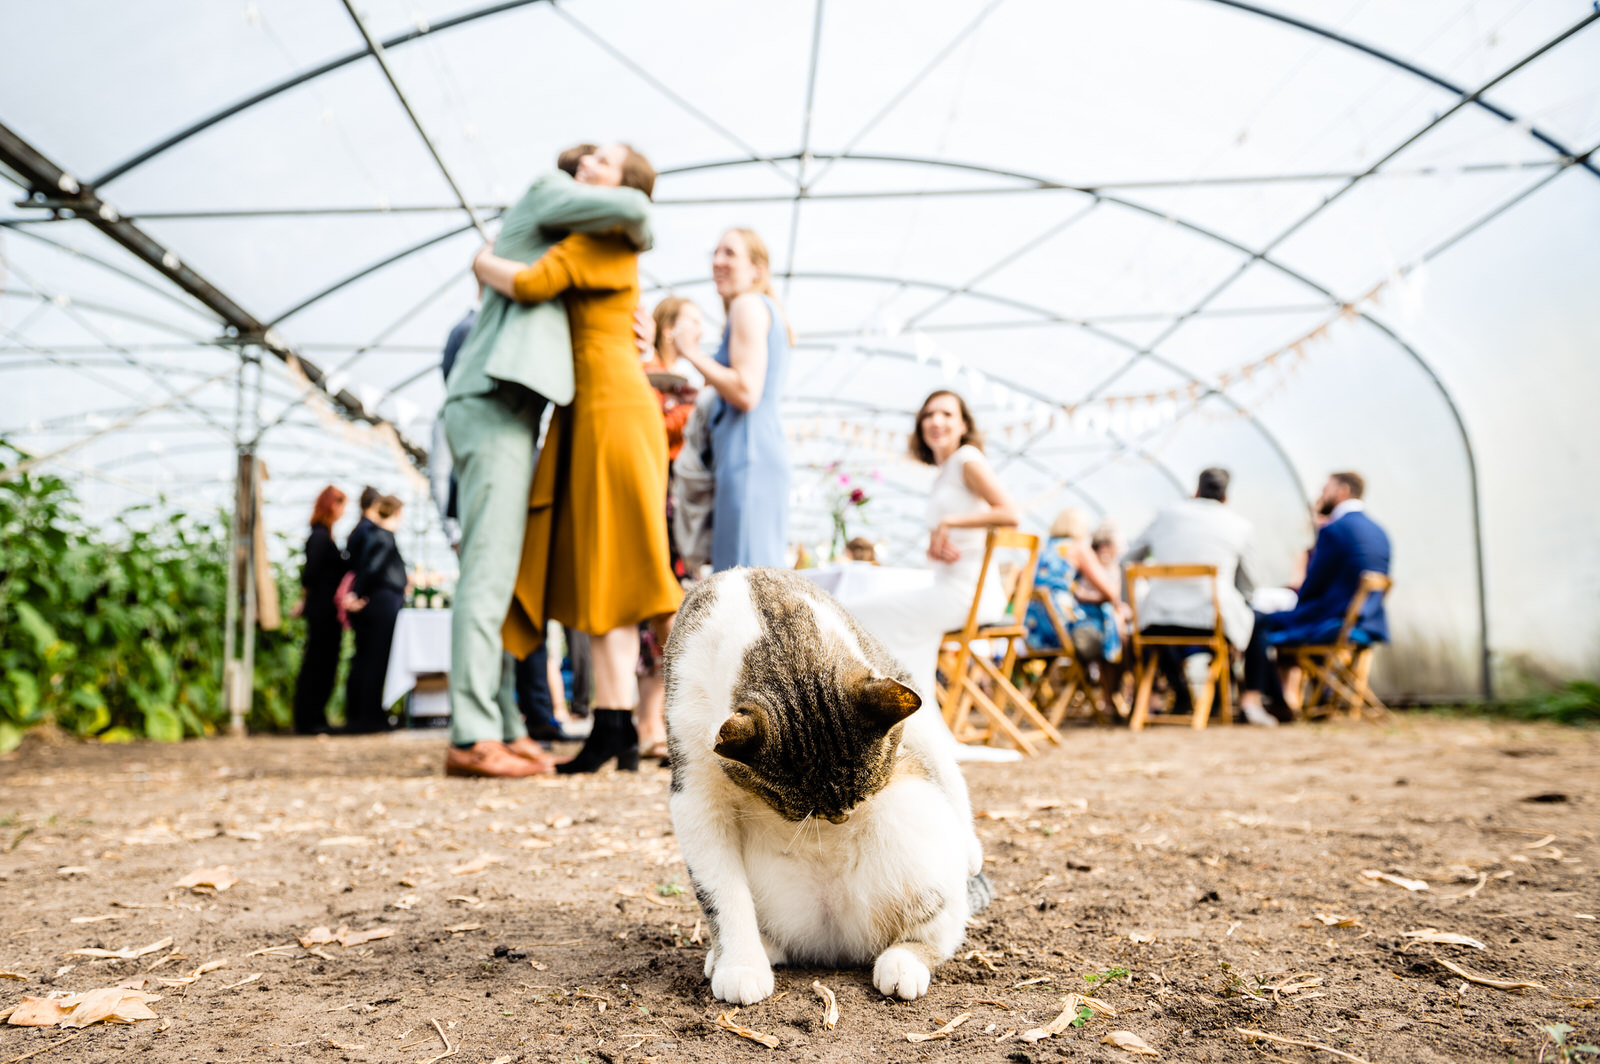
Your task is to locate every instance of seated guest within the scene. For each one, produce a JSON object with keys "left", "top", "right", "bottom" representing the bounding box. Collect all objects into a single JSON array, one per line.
[
  {"left": 1025, "top": 507, "right": 1124, "bottom": 664},
  {"left": 847, "top": 390, "right": 1021, "bottom": 760},
  {"left": 1246, "top": 472, "right": 1392, "bottom": 717},
  {"left": 844, "top": 536, "right": 878, "bottom": 564},
  {"left": 1125, "top": 468, "right": 1278, "bottom": 726}
]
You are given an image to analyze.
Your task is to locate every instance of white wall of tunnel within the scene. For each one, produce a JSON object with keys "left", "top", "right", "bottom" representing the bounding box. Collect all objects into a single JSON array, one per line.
[{"left": 2, "top": 0, "right": 1597, "bottom": 701}]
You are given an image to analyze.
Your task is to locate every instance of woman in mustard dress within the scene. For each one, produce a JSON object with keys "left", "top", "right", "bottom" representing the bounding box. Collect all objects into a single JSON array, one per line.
[{"left": 472, "top": 144, "right": 683, "bottom": 773}]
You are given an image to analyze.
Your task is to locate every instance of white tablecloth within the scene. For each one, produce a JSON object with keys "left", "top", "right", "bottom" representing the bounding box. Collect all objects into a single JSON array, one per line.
[
  {"left": 802, "top": 564, "right": 935, "bottom": 604},
  {"left": 381, "top": 608, "right": 453, "bottom": 709}
]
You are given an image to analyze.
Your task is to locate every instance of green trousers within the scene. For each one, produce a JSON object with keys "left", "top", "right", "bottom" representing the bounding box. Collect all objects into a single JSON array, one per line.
[{"left": 443, "top": 388, "right": 546, "bottom": 745}]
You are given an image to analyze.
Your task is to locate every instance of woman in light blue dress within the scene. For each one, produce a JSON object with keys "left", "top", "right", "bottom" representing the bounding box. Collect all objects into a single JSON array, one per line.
[{"left": 670, "top": 227, "right": 792, "bottom": 570}]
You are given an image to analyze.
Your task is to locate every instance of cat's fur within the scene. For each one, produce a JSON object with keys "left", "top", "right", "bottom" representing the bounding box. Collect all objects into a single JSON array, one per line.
[{"left": 664, "top": 567, "right": 985, "bottom": 1004}]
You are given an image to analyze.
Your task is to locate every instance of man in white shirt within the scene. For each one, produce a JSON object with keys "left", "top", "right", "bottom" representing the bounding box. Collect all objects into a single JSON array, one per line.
[{"left": 1125, "top": 468, "right": 1279, "bottom": 725}]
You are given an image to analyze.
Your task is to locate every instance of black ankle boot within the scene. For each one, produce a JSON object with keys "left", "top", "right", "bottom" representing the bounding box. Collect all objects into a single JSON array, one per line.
[{"left": 556, "top": 709, "right": 640, "bottom": 774}]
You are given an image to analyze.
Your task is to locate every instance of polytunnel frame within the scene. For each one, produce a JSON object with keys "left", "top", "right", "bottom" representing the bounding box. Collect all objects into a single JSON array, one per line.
[{"left": 4, "top": 1, "right": 1596, "bottom": 705}]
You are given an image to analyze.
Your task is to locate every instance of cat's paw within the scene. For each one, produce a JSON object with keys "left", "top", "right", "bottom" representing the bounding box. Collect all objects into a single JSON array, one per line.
[
  {"left": 702, "top": 945, "right": 718, "bottom": 979},
  {"left": 967, "top": 836, "right": 984, "bottom": 877},
  {"left": 873, "top": 946, "right": 932, "bottom": 1001},
  {"left": 710, "top": 959, "right": 775, "bottom": 1005}
]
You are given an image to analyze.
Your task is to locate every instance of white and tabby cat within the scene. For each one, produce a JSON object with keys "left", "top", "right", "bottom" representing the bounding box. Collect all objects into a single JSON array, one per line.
[{"left": 664, "top": 567, "right": 988, "bottom": 1005}]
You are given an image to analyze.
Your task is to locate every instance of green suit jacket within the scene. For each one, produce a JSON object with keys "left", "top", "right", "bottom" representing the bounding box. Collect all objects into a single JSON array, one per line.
[{"left": 445, "top": 172, "right": 653, "bottom": 406}]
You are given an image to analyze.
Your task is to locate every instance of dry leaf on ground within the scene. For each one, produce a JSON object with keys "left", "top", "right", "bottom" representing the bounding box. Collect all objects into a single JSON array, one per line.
[
  {"left": 218, "top": 973, "right": 261, "bottom": 990},
  {"left": 7, "top": 997, "right": 69, "bottom": 1026},
  {"left": 0, "top": 971, "right": 29, "bottom": 981},
  {"left": 811, "top": 980, "right": 838, "bottom": 1030},
  {"left": 1103, "top": 1030, "right": 1159, "bottom": 1056},
  {"left": 907, "top": 1012, "right": 970, "bottom": 1042},
  {"left": 298, "top": 927, "right": 338, "bottom": 948},
  {"left": 69, "top": 937, "right": 173, "bottom": 960},
  {"left": 1360, "top": 869, "right": 1428, "bottom": 891},
  {"left": 716, "top": 1008, "right": 779, "bottom": 1049},
  {"left": 338, "top": 927, "right": 394, "bottom": 947},
  {"left": 443, "top": 924, "right": 483, "bottom": 934},
  {"left": 449, "top": 855, "right": 502, "bottom": 876},
  {"left": 69, "top": 914, "right": 127, "bottom": 924},
  {"left": 317, "top": 836, "right": 372, "bottom": 847},
  {"left": 174, "top": 867, "right": 237, "bottom": 893},
  {"left": 1434, "top": 957, "right": 1544, "bottom": 991},
  {"left": 8, "top": 988, "right": 162, "bottom": 1028},
  {"left": 1402, "top": 929, "right": 1486, "bottom": 949},
  {"left": 1128, "top": 933, "right": 1157, "bottom": 944},
  {"left": 1311, "top": 913, "right": 1359, "bottom": 927},
  {"left": 1023, "top": 995, "right": 1089, "bottom": 1042}
]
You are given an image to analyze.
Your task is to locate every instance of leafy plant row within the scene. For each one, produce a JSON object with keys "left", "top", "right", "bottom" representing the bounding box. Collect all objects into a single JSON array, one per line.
[{"left": 0, "top": 443, "right": 312, "bottom": 751}]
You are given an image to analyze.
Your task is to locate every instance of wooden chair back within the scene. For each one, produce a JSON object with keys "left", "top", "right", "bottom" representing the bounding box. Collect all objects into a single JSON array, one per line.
[
  {"left": 937, "top": 529, "right": 1063, "bottom": 755},
  {"left": 1125, "top": 563, "right": 1231, "bottom": 730},
  {"left": 1294, "top": 570, "right": 1394, "bottom": 721}
]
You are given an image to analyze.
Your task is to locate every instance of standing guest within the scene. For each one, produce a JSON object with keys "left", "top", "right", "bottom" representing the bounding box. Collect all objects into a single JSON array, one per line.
[
  {"left": 345, "top": 485, "right": 381, "bottom": 569},
  {"left": 643, "top": 296, "right": 702, "bottom": 461},
  {"left": 479, "top": 143, "right": 684, "bottom": 775},
  {"left": 343, "top": 495, "right": 408, "bottom": 733},
  {"left": 669, "top": 228, "right": 792, "bottom": 571},
  {"left": 290, "top": 485, "right": 349, "bottom": 735},
  {"left": 514, "top": 639, "right": 566, "bottom": 742},
  {"left": 633, "top": 296, "right": 704, "bottom": 762},
  {"left": 1124, "top": 468, "right": 1276, "bottom": 725},
  {"left": 1247, "top": 472, "right": 1392, "bottom": 718},
  {"left": 847, "top": 391, "right": 1020, "bottom": 760},
  {"left": 442, "top": 142, "right": 650, "bottom": 779}
]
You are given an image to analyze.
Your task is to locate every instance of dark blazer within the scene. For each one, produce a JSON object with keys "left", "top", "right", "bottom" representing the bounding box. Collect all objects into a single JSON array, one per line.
[
  {"left": 345, "top": 516, "right": 376, "bottom": 566},
  {"left": 1267, "top": 509, "right": 1391, "bottom": 646},
  {"left": 300, "top": 524, "right": 348, "bottom": 619},
  {"left": 352, "top": 526, "right": 407, "bottom": 600}
]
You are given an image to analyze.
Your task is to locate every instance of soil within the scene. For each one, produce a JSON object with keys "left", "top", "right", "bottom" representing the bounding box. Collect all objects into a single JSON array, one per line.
[{"left": 1, "top": 716, "right": 1596, "bottom": 1064}]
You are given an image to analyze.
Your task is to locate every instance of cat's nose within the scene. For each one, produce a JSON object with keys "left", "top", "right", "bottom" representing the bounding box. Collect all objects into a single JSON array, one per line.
[{"left": 824, "top": 812, "right": 851, "bottom": 824}]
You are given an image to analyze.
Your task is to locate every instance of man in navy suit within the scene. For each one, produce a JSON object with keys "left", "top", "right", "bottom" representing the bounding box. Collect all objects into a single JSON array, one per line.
[{"left": 1239, "top": 471, "right": 1392, "bottom": 720}]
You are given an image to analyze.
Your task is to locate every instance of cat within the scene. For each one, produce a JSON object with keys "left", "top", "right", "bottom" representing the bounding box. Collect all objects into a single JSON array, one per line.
[{"left": 663, "top": 566, "right": 987, "bottom": 1005}]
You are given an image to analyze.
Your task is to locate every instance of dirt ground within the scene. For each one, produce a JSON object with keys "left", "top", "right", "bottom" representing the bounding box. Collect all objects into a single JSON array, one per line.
[{"left": 1, "top": 717, "right": 1596, "bottom": 1064}]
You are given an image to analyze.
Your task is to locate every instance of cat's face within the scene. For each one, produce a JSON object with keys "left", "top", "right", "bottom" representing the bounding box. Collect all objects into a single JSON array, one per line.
[{"left": 714, "top": 670, "right": 921, "bottom": 824}]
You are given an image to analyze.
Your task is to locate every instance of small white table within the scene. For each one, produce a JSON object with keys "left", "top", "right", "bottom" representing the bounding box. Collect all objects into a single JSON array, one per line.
[
  {"left": 802, "top": 563, "right": 935, "bottom": 604},
  {"left": 381, "top": 608, "right": 453, "bottom": 715}
]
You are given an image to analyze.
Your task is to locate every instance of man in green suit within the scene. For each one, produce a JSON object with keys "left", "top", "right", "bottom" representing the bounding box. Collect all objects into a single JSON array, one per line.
[{"left": 442, "top": 145, "right": 652, "bottom": 778}]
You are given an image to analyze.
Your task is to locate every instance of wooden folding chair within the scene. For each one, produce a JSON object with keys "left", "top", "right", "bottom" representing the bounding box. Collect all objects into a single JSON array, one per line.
[
  {"left": 1015, "top": 587, "right": 1099, "bottom": 727},
  {"left": 1126, "top": 564, "right": 1232, "bottom": 731},
  {"left": 1289, "top": 571, "right": 1393, "bottom": 722},
  {"left": 936, "top": 530, "right": 1063, "bottom": 755}
]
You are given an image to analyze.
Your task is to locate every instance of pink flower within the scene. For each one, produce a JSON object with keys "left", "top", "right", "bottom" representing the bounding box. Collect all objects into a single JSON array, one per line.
[
  {"left": 838, "top": 474, "right": 851, "bottom": 486},
  {"left": 849, "top": 488, "right": 867, "bottom": 505}
]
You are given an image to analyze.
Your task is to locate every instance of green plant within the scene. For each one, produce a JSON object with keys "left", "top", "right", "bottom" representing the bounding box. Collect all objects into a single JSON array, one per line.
[
  {"left": 1083, "top": 967, "right": 1129, "bottom": 987},
  {"left": 1069, "top": 1005, "right": 1094, "bottom": 1027},
  {"left": 0, "top": 441, "right": 321, "bottom": 749},
  {"left": 1544, "top": 1024, "right": 1600, "bottom": 1063}
]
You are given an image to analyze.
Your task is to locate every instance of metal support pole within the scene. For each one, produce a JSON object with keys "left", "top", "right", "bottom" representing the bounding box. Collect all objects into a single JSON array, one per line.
[{"left": 221, "top": 357, "right": 244, "bottom": 729}]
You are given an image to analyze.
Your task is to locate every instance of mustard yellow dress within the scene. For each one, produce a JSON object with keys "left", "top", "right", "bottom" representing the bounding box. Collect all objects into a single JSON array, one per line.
[{"left": 502, "top": 233, "right": 683, "bottom": 657}]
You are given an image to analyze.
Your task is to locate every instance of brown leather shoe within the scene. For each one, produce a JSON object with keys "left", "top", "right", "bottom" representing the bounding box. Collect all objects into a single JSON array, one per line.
[
  {"left": 445, "top": 741, "right": 545, "bottom": 778},
  {"left": 503, "top": 736, "right": 556, "bottom": 772}
]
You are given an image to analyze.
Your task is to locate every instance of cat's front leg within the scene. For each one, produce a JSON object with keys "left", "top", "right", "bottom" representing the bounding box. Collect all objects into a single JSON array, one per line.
[
  {"left": 674, "top": 794, "right": 774, "bottom": 1005},
  {"left": 871, "top": 902, "right": 967, "bottom": 1001}
]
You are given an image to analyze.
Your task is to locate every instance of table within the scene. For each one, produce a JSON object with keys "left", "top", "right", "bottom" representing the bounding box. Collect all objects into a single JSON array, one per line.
[
  {"left": 802, "top": 563, "right": 934, "bottom": 604},
  {"left": 381, "top": 608, "right": 453, "bottom": 715}
]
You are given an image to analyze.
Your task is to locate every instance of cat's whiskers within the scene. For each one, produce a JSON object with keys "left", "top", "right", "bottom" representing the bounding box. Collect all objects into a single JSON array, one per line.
[{"left": 782, "top": 811, "right": 815, "bottom": 856}]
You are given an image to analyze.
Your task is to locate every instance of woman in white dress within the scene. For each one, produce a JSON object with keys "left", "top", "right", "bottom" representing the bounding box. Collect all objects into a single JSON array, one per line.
[{"left": 846, "top": 391, "right": 1020, "bottom": 757}]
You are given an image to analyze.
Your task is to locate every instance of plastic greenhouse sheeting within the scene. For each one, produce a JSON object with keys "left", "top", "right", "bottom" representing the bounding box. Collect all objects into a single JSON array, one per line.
[{"left": 1, "top": 0, "right": 1597, "bottom": 700}]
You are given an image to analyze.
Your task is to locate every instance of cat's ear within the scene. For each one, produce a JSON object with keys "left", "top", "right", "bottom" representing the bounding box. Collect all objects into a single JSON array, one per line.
[
  {"left": 857, "top": 677, "right": 921, "bottom": 729},
  {"left": 714, "top": 706, "right": 764, "bottom": 766}
]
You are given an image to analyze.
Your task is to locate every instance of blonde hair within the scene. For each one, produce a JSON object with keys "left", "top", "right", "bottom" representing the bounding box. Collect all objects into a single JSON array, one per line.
[
  {"left": 1049, "top": 507, "right": 1091, "bottom": 541},
  {"left": 725, "top": 228, "right": 795, "bottom": 344}
]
